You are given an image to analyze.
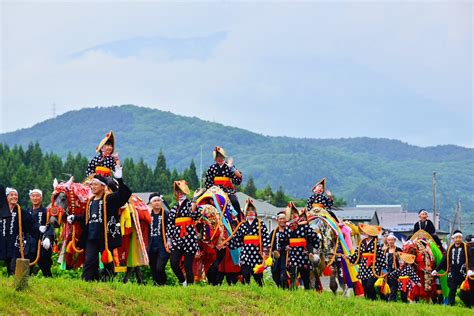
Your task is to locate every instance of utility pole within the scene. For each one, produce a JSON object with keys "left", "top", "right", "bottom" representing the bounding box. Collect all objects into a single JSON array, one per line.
[
  {"left": 432, "top": 172, "right": 437, "bottom": 229},
  {"left": 52, "top": 102, "right": 57, "bottom": 117},
  {"left": 458, "top": 199, "right": 462, "bottom": 231}
]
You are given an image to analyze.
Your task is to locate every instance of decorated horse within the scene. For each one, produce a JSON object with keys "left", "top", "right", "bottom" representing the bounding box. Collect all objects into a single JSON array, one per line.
[
  {"left": 193, "top": 186, "right": 241, "bottom": 284},
  {"left": 402, "top": 229, "right": 448, "bottom": 302},
  {"left": 48, "top": 177, "right": 91, "bottom": 269},
  {"left": 47, "top": 177, "right": 150, "bottom": 273},
  {"left": 306, "top": 206, "right": 364, "bottom": 296}
]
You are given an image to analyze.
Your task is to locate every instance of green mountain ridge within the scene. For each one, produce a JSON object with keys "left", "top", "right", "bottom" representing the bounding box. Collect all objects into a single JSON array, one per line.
[{"left": 1, "top": 105, "right": 472, "bottom": 214}]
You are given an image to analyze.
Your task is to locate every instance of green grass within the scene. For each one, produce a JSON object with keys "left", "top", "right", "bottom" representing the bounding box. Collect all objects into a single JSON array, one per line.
[{"left": 0, "top": 276, "right": 469, "bottom": 315}]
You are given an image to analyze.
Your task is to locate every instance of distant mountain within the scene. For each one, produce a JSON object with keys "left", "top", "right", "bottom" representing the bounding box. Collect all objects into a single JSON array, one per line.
[{"left": 1, "top": 105, "right": 472, "bottom": 213}]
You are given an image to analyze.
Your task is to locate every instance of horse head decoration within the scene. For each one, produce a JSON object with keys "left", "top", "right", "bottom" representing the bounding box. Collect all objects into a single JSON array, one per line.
[{"left": 47, "top": 177, "right": 92, "bottom": 269}]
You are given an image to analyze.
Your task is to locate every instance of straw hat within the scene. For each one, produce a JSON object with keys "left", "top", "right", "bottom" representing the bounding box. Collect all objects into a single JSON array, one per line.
[
  {"left": 244, "top": 199, "right": 257, "bottom": 215},
  {"left": 173, "top": 180, "right": 190, "bottom": 195},
  {"left": 311, "top": 177, "right": 326, "bottom": 192},
  {"left": 399, "top": 252, "right": 416, "bottom": 264},
  {"left": 358, "top": 223, "right": 382, "bottom": 237},
  {"left": 96, "top": 131, "right": 115, "bottom": 153},
  {"left": 213, "top": 146, "right": 226, "bottom": 160}
]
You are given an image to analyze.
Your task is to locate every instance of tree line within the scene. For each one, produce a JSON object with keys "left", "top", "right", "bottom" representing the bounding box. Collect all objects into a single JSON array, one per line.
[{"left": 0, "top": 143, "right": 347, "bottom": 209}]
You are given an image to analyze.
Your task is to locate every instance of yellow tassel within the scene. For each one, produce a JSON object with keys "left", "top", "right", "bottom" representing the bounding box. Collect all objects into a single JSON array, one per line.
[
  {"left": 381, "top": 282, "right": 391, "bottom": 295},
  {"left": 265, "top": 257, "right": 273, "bottom": 267},
  {"left": 374, "top": 277, "right": 384, "bottom": 287}
]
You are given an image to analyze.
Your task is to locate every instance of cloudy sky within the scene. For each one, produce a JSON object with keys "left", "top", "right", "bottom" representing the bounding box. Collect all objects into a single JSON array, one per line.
[{"left": 1, "top": 1, "right": 472, "bottom": 147}]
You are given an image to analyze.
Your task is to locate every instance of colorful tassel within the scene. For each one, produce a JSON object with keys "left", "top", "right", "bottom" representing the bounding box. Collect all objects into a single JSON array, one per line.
[
  {"left": 461, "top": 278, "right": 470, "bottom": 291},
  {"left": 374, "top": 277, "right": 384, "bottom": 287},
  {"left": 354, "top": 281, "right": 365, "bottom": 296},
  {"left": 323, "top": 265, "right": 333, "bottom": 276},
  {"left": 265, "top": 257, "right": 273, "bottom": 267},
  {"left": 253, "top": 263, "right": 265, "bottom": 274},
  {"left": 101, "top": 249, "right": 113, "bottom": 264}
]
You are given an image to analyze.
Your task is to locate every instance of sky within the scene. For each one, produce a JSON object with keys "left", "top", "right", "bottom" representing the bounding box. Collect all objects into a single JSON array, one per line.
[{"left": 1, "top": 0, "right": 472, "bottom": 147}]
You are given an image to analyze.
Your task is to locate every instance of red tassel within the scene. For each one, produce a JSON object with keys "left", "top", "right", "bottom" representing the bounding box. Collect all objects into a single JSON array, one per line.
[
  {"left": 323, "top": 265, "right": 333, "bottom": 276},
  {"left": 101, "top": 249, "right": 113, "bottom": 264},
  {"left": 355, "top": 281, "right": 365, "bottom": 296},
  {"left": 461, "top": 279, "right": 470, "bottom": 291}
]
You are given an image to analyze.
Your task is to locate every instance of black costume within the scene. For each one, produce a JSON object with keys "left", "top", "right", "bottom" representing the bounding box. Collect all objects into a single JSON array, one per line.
[
  {"left": 413, "top": 219, "right": 443, "bottom": 249},
  {"left": 167, "top": 198, "right": 201, "bottom": 285},
  {"left": 270, "top": 227, "right": 287, "bottom": 287},
  {"left": 76, "top": 177, "right": 132, "bottom": 281},
  {"left": 86, "top": 153, "right": 116, "bottom": 177},
  {"left": 383, "top": 246, "right": 401, "bottom": 301},
  {"left": 389, "top": 265, "right": 421, "bottom": 303},
  {"left": 229, "top": 219, "right": 270, "bottom": 286},
  {"left": 0, "top": 204, "right": 32, "bottom": 275},
  {"left": 204, "top": 163, "right": 243, "bottom": 217},
  {"left": 27, "top": 206, "right": 55, "bottom": 277},
  {"left": 459, "top": 241, "right": 474, "bottom": 308},
  {"left": 148, "top": 209, "right": 170, "bottom": 286},
  {"left": 348, "top": 237, "right": 386, "bottom": 300},
  {"left": 279, "top": 224, "right": 320, "bottom": 290},
  {"left": 436, "top": 242, "right": 470, "bottom": 306},
  {"left": 306, "top": 193, "right": 333, "bottom": 211}
]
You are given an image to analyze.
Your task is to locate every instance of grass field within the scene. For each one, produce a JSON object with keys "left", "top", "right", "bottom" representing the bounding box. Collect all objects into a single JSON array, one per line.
[{"left": 0, "top": 276, "right": 469, "bottom": 315}]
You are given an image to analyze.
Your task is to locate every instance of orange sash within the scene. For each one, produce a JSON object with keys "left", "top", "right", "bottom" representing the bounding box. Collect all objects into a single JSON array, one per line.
[
  {"left": 214, "top": 177, "right": 235, "bottom": 190},
  {"left": 244, "top": 235, "right": 259, "bottom": 246},
  {"left": 289, "top": 238, "right": 307, "bottom": 248},
  {"left": 175, "top": 217, "right": 193, "bottom": 238}
]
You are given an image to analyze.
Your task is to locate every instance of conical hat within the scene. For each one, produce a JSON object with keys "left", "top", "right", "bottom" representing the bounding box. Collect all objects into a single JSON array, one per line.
[
  {"left": 359, "top": 223, "right": 382, "bottom": 237},
  {"left": 96, "top": 131, "right": 115, "bottom": 153},
  {"left": 284, "top": 202, "right": 299, "bottom": 220},
  {"left": 399, "top": 252, "right": 416, "bottom": 264},
  {"left": 173, "top": 180, "right": 190, "bottom": 195},
  {"left": 312, "top": 177, "right": 326, "bottom": 191},
  {"left": 213, "top": 146, "right": 226, "bottom": 160},
  {"left": 244, "top": 199, "right": 257, "bottom": 215}
]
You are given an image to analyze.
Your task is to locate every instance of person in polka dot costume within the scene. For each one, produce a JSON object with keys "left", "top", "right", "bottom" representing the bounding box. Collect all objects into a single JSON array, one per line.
[
  {"left": 167, "top": 180, "right": 201, "bottom": 286},
  {"left": 278, "top": 203, "right": 320, "bottom": 290},
  {"left": 204, "top": 146, "right": 243, "bottom": 219},
  {"left": 344, "top": 224, "right": 386, "bottom": 300},
  {"left": 389, "top": 253, "right": 422, "bottom": 303},
  {"left": 306, "top": 177, "right": 334, "bottom": 213},
  {"left": 86, "top": 131, "right": 119, "bottom": 177},
  {"left": 228, "top": 199, "right": 270, "bottom": 286}
]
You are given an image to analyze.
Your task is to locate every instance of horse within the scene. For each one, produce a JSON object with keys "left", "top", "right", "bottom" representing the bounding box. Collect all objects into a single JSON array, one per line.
[
  {"left": 48, "top": 177, "right": 150, "bottom": 275},
  {"left": 194, "top": 186, "right": 241, "bottom": 285},
  {"left": 402, "top": 230, "right": 447, "bottom": 302},
  {"left": 48, "top": 177, "right": 91, "bottom": 269},
  {"left": 307, "top": 207, "right": 364, "bottom": 296}
]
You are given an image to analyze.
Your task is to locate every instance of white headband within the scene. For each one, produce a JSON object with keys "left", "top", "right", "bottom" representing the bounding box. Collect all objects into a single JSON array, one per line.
[
  {"left": 387, "top": 234, "right": 397, "bottom": 240},
  {"left": 452, "top": 232, "right": 463, "bottom": 239},
  {"left": 150, "top": 196, "right": 163, "bottom": 203},
  {"left": 5, "top": 187, "right": 17, "bottom": 196},
  {"left": 29, "top": 189, "right": 43, "bottom": 197},
  {"left": 90, "top": 178, "right": 106, "bottom": 186}
]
